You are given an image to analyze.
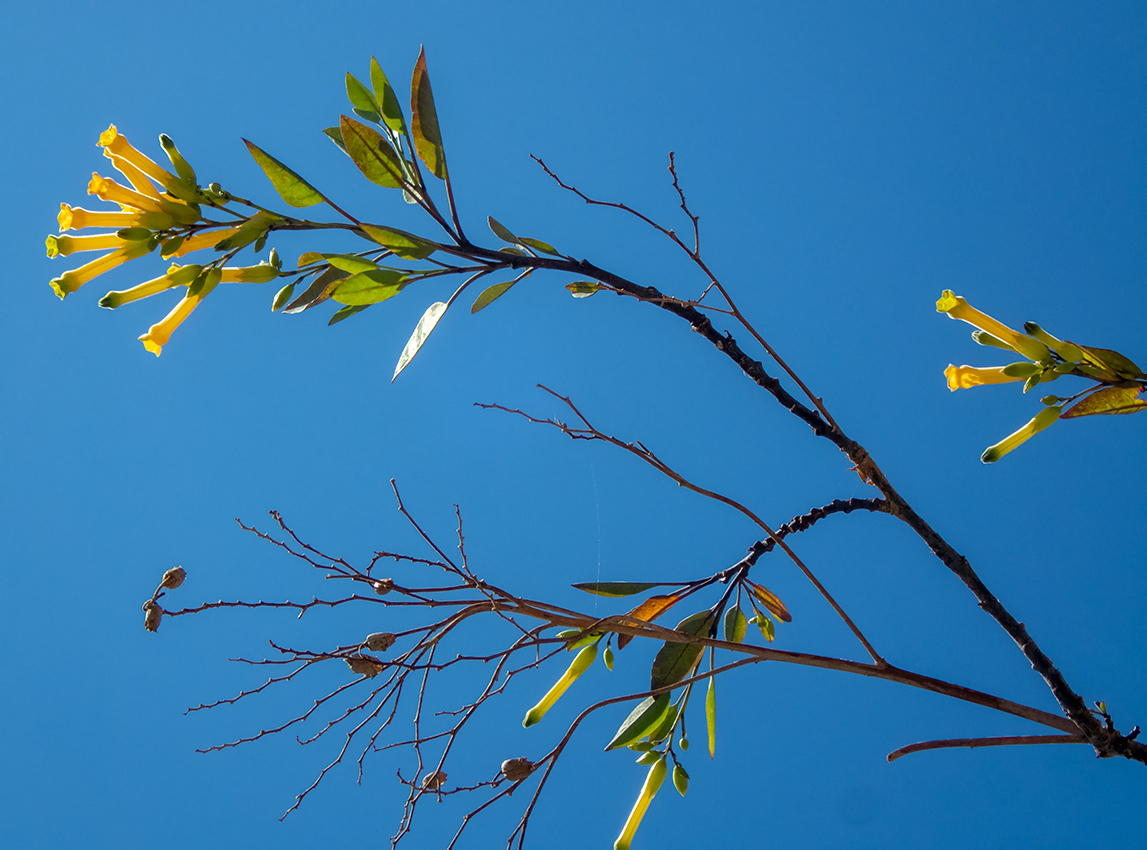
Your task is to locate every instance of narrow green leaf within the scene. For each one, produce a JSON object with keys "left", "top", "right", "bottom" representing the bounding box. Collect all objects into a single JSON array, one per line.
[
  {"left": 325, "top": 254, "right": 380, "bottom": 274},
  {"left": 271, "top": 282, "right": 295, "bottom": 312},
  {"left": 361, "top": 224, "right": 437, "bottom": 260},
  {"left": 572, "top": 581, "right": 661, "bottom": 598},
  {"left": 499, "top": 246, "right": 528, "bottom": 256},
  {"left": 370, "top": 56, "right": 406, "bottom": 133},
  {"left": 1063, "top": 385, "right": 1147, "bottom": 418},
  {"left": 672, "top": 764, "right": 689, "bottom": 797},
  {"left": 215, "top": 210, "right": 281, "bottom": 253},
  {"left": 605, "top": 694, "right": 672, "bottom": 751},
  {"left": 705, "top": 676, "right": 716, "bottom": 758},
  {"left": 1075, "top": 343, "right": 1145, "bottom": 380},
  {"left": 649, "top": 611, "right": 713, "bottom": 691},
  {"left": 322, "top": 126, "right": 347, "bottom": 153},
  {"left": 297, "top": 251, "right": 325, "bottom": 268},
  {"left": 566, "top": 281, "right": 601, "bottom": 298},
  {"left": 410, "top": 46, "right": 447, "bottom": 180},
  {"left": 283, "top": 267, "right": 345, "bottom": 313},
  {"left": 487, "top": 215, "right": 520, "bottom": 244},
  {"left": 340, "top": 116, "right": 404, "bottom": 188},
  {"left": 518, "top": 236, "right": 561, "bottom": 256},
  {"left": 346, "top": 72, "right": 381, "bottom": 120},
  {"left": 330, "top": 269, "right": 407, "bottom": 306},
  {"left": 393, "top": 300, "right": 448, "bottom": 381},
  {"left": 329, "top": 304, "right": 370, "bottom": 325},
  {"left": 723, "top": 607, "right": 747, "bottom": 644},
  {"left": 470, "top": 280, "right": 516, "bottom": 314},
  {"left": 242, "top": 140, "right": 324, "bottom": 207}
]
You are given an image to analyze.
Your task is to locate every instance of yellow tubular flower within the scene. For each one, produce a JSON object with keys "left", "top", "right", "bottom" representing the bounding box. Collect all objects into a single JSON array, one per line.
[
  {"left": 522, "top": 643, "right": 597, "bottom": 728},
  {"left": 46, "top": 232, "right": 138, "bottom": 258},
  {"left": 98, "top": 125, "right": 180, "bottom": 192},
  {"left": 981, "top": 405, "right": 1063, "bottom": 463},
  {"left": 100, "top": 264, "right": 202, "bottom": 309},
  {"left": 49, "top": 240, "right": 153, "bottom": 299},
  {"left": 88, "top": 173, "right": 168, "bottom": 214},
  {"left": 104, "top": 149, "right": 162, "bottom": 199},
  {"left": 138, "top": 268, "right": 221, "bottom": 356},
  {"left": 614, "top": 757, "right": 667, "bottom": 850},
  {"left": 944, "top": 365, "right": 1026, "bottom": 391},
  {"left": 167, "top": 226, "right": 242, "bottom": 257},
  {"left": 936, "top": 291, "right": 1051, "bottom": 362}
]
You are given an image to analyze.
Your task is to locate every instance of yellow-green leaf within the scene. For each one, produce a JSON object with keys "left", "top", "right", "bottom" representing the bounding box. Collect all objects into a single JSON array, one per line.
[
  {"left": 328, "top": 304, "right": 370, "bottom": 325},
  {"left": 605, "top": 694, "right": 671, "bottom": 751},
  {"left": 346, "top": 72, "right": 381, "bottom": 121},
  {"left": 672, "top": 764, "right": 689, "bottom": 797},
  {"left": 410, "top": 46, "right": 447, "bottom": 180},
  {"left": 283, "top": 267, "right": 344, "bottom": 313},
  {"left": 649, "top": 611, "right": 713, "bottom": 691},
  {"left": 470, "top": 280, "right": 516, "bottom": 314},
  {"left": 242, "top": 140, "right": 324, "bottom": 207},
  {"left": 361, "top": 224, "right": 436, "bottom": 260},
  {"left": 572, "top": 581, "right": 662, "bottom": 598},
  {"left": 329, "top": 269, "right": 407, "bottom": 306},
  {"left": 340, "top": 115, "right": 404, "bottom": 188},
  {"left": 705, "top": 676, "right": 716, "bottom": 758},
  {"left": 518, "top": 236, "right": 561, "bottom": 256},
  {"left": 370, "top": 56, "right": 406, "bottom": 133},
  {"left": 325, "top": 254, "right": 380, "bottom": 274},
  {"left": 723, "top": 606, "right": 747, "bottom": 644},
  {"left": 271, "top": 282, "right": 295, "bottom": 312},
  {"left": 1062, "top": 385, "right": 1147, "bottom": 419},
  {"left": 487, "top": 215, "right": 520, "bottom": 245},
  {"left": 566, "top": 281, "right": 601, "bottom": 298},
  {"left": 1074, "top": 343, "right": 1145, "bottom": 381},
  {"left": 393, "top": 300, "right": 448, "bottom": 381}
]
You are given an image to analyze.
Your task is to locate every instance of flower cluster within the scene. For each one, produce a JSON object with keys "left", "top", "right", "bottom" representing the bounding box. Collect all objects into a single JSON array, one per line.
[
  {"left": 48, "top": 125, "right": 280, "bottom": 355},
  {"left": 937, "top": 290, "right": 1145, "bottom": 462}
]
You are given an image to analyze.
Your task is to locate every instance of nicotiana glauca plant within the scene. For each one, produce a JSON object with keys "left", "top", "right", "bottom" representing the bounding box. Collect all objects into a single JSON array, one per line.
[{"left": 48, "top": 47, "right": 1147, "bottom": 849}]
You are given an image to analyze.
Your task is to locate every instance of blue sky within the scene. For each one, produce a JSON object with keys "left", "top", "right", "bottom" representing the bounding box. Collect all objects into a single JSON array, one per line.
[{"left": 3, "top": 1, "right": 1146, "bottom": 847}]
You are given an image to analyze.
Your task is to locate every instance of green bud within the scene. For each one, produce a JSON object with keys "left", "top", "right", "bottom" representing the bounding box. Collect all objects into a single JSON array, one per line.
[{"left": 1001, "top": 362, "right": 1040, "bottom": 378}]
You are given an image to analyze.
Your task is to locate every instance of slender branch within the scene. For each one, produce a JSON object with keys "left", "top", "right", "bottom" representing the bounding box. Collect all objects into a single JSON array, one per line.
[{"left": 887, "top": 734, "right": 1085, "bottom": 763}]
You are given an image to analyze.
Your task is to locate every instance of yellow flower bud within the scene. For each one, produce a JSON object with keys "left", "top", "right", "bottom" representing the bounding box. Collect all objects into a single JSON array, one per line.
[{"left": 936, "top": 291, "right": 1051, "bottom": 362}]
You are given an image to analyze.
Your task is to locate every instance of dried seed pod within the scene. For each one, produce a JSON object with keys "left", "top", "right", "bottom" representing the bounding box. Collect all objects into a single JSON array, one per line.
[
  {"left": 345, "top": 654, "right": 384, "bottom": 678},
  {"left": 143, "top": 600, "right": 162, "bottom": 632},
  {"left": 422, "top": 770, "right": 447, "bottom": 790},
  {"left": 500, "top": 757, "right": 535, "bottom": 782},
  {"left": 160, "top": 566, "right": 186, "bottom": 589},
  {"left": 364, "top": 632, "right": 396, "bottom": 652},
  {"left": 372, "top": 578, "right": 394, "bottom": 595}
]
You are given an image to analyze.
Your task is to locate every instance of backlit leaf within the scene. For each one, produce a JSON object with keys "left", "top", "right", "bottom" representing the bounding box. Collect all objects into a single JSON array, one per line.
[
  {"left": 673, "top": 764, "right": 689, "bottom": 797},
  {"left": 1074, "top": 343, "right": 1145, "bottom": 381},
  {"left": 618, "top": 594, "right": 682, "bottom": 650},
  {"left": 322, "top": 126, "right": 346, "bottom": 153},
  {"left": 518, "top": 237, "right": 561, "bottom": 256},
  {"left": 706, "top": 676, "right": 716, "bottom": 758},
  {"left": 330, "top": 269, "right": 407, "bottom": 306},
  {"left": 1063, "top": 385, "right": 1147, "bottom": 419},
  {"left": 605, "top": 694, "right": 671, "bottom": 751},
  {"left": 393, "top": 300, "right": 448, "bottom": 381},
  {"left": 283, "top": 267, "right": 345, "bottom": 313},
  {"left": 242, "top": 140, "right": 324, "bottom": 207},
  {"left": 297, "top": 251, "right": 325, "bottom": 268},
  {"left": 470, "top": 280, "right": 516, "bottom": 314},
  {"left": 328, "top": 304, "right": 370, "bottom": 325},
  {"left": 271, "top": 282, "right": 295, "bottom": 312},
  {"left": 340, "top": 115, "right": 404, "bottom": 188},
  {"left": 370, "top": 56, "right": 406, "bottom": 133},
  {"left": 649, "top": 611, "right": 714, "bottom": 691},
  {"left": 723, "top": 607, "right": 747, "bottom": 644},
  {"left": 325, "top": 254, "right": 380, "bottom": 274},
  {"left": 566, "top": 281, "right": 601, "bottom": 298},
  {"left": 487, "top": 215, "right": 520, "bottom": 245},
  {"left": 572, "top": 581, "right": 662, "bottom": 598},
  {"left": 410, "top": 46, "right": 447, "bottom": 180},
  {"left": 346, "top": 72, "right": 381, "bottom": 121},
  {"left": 749, "top": 582, "right": 792, "bottom": 623},
  {"left": 361, "top": 224, "right": 437, "bottom": 260}
]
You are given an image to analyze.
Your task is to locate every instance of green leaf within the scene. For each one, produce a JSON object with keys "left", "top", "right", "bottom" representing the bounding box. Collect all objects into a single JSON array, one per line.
[
  {"left": 672, "top": 764, "right": 689, "bottom": 797},
  {"left": 635, "top": 750, "right": 662, "bottom": 766},
  {"left": 1062, "top": 385, "right": 1147, "bottom": 419},
  {"left": 498, "top": 246, "right": 528, "bottom": 256},
  {"left": 1074, "top": 343, "right": 1146, "bottom": 381},
  {"left": 370, "top": 56, "right": 406, "bottom": 133},
  {"left": 487, "top": 215, "right": 520, "bottom": 245},
  {"left": 325, "top": 254, "right": 380, "bottom": 274},
  {"left": 605, "top": 694, "right": 672, "bottom": 751},
  {"left": 649, "top": 611, "right": 713, "bottom": 691},
  {"left": 283, "top": 267, "right": 345, "bottom": 313},
  {"left": 410, "top": 46, "right": 447, "bottom": 180},
  {"left": 518, "top": 237, "right": 561, "bottom": 256},
  {"left": 646, "top": 699, "right": 681, "bottom": 744},
  {"left": 346, "top": 72, "right": 381, "bottom": 118},
  {"left": 322, "top": 126, "right": 347, "bottom": 153},
  {"left": 566, "top": 281, "right": 601, "bottom": 298},
  {"left": 330, "top": 269, "right": 407, "bottom": 306},
  {"left": 271, "top": 282, "right": 295, "bottom": 312},
  {"left": 340, "top": 116, "right": 405, "bottom": 188},
  {"left": 361, "top": 224, "right": 437, "bottom": 260},
  {"left": 470, "top": 281, "right": 516, "bottom": 314},
  {"left": 393, "top": 300, "right": 448, "bottom": 381},
  {"left": 572, "top": 581, "right": 661, "bottom": 598},
  {"left": 328, "top": 304, "right": 370, "bottom": 325},
  {"left": 706, "top": 676, "right": 716, "bottom": 758},
  {"left": 160, "top": 235, "right": 185, "bottom": 259},
  {"left": 215, "top": 210, "right": 280, "bottom": 253},
  {"left": 723, "top": 607, "right": 747, "bottom": 644},
  {"left": 242, "top": 140, "right": 324, "bottom": 207},
  {"left": 297, "top": 251, "right": 326, "bottom": 267}
]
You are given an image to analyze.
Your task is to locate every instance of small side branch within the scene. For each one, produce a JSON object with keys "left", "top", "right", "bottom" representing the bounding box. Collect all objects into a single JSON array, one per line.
[{"left": 887, "top": 734, "right": 1085, "bottom": 763}]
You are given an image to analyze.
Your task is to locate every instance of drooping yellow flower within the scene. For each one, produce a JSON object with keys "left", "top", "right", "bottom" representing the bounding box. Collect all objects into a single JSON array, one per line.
[
  {"left": 103, "top": 148, "right": 163, "bottom": 199},
  {"left": 138, "top": 268, "right": 221, "bottom": 356},
  {"left": 614, "top": 757, "right": 667, "bottom": 850},
  {"left": 46, "top": 232, "right": 132, "bottom": 258},
  {"left": 98, "top": 125, "right": 182, "bottom": 193},
  {"left": 944, "top": 364, "right": 1026, "bottom": 391},
  {"left": 87, "top": 173, "right": 198, "bottom": 225},
  {"left": 980, "top": 405, "right": 1063, "bottom": 463},
  {"left": 100, "top": 264, "right": 202, "bottom": 309},
  {"left": 936, "top": 291, "right": 1051, "bottom": 362},
  {"left": 58, "top": 203, "right": 176, "bottom": 232},
  {"left": 49, "top": 240, "right": 153, "bottom": 299}
]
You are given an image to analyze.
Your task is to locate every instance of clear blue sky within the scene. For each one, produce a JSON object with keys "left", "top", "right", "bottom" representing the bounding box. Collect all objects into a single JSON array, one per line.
[{"left": 4, "top": 1, "right": 1145, "bottom": 847}]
